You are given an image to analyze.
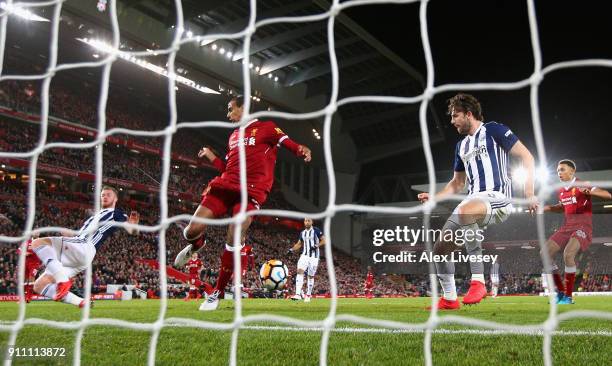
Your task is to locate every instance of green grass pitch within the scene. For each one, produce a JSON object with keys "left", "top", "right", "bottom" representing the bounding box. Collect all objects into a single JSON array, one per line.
[{"left": 0, "top": 296, "right": 610, "bottom": 365}]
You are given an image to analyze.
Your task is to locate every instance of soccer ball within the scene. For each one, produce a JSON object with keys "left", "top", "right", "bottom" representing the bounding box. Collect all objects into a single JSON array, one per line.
[{"left": 259, "top": 259, "right": 289, "bottom": 291}]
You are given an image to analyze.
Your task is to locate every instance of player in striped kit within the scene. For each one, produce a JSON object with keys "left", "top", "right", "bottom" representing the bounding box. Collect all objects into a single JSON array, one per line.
[
  {"left": 418, "top": 93, "right": 538, "bottom": 310},
  {"left": 288, "top": 218, "right": 325, "bottom": 302},
  {"left": 29, "top": 186, "right": 139, "bottom": 307},
  {"left": 542, "top": 159, "right": 611, "bottom": 304},
  {"left": 490, "top": 261, "right": 500, "bottom": 298}
]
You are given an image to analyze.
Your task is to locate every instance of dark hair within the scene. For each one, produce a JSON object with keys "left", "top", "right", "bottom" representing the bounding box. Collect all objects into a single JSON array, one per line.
[
  {"left": 102, "top": 185, "right": 119, "bottom": 196},
  {"left": 230, "top": 95, "right": 245, "bottom": 108},
  {"left": 447, "top": 93, "right": 484, "bottom": 120},
  {"left": 558, "top": 159, "right": 576, "bottom": 170}
]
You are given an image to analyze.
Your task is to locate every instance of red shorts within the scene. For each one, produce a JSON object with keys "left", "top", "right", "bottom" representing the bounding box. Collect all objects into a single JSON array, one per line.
[
  {"left": 549, "top": 225, "right": 592, "bottom": 251},
  {"left": 201, "top": 183, "right": 265, "bottom": 218}
]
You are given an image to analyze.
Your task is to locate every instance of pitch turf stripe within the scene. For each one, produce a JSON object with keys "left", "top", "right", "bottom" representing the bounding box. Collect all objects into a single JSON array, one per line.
[
  {"left": 1, "top": 320, "right": 608, "bottom": 337},
  {"left": 239, "top": 325, "right": 612, "bottom": 337}
]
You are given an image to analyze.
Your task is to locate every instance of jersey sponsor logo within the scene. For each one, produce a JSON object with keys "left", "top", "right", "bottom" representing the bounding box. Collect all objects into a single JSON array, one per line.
[
  {"left": 462, "top": 145, "right": 488, "bottom": 163},
  {"left": 229, "top": 137, "right": 257, "bottom": 149},
  {"left": 575, "top": 229, "right": 587, "bottom": 239},
  {"left": 504, "top": 130, "right": 513, "bottom": 137}
]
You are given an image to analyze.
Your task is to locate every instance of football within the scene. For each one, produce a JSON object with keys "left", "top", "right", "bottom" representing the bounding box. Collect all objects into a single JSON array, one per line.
[{"left": 259, "top": 259, "right": 289, "bottom": 291}]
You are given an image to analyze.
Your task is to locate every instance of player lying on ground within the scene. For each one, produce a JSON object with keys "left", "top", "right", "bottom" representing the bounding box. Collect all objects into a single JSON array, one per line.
[
  {"left": 418, "top": 93, "right": 537, "bottom": 310},
  {"left": 542, "top": 159, "right": 611, "bottom": 304},
  {"left": 174, "top": 95, "right": 311, "bottom": 311},
  {"left": 29, "top": 186, "right": 139, "bottom": 307},
  {"left": 288, "top": 218, "right": 325, "bottom": 303}
]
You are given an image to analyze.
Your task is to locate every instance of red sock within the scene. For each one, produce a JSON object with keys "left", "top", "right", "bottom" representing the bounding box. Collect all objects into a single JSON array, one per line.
[
  {"left": 553, "top": 272, "right": 565, "bottom": 293},
  {"left": 214, "top": 249, "right": 234, "bottom": 293},
  {"left": 565, "top": 272, "right": 576, "bottom": 298}
]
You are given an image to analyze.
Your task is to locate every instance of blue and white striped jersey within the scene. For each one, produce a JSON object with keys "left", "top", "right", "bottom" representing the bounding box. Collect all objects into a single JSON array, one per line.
[
  {"left": 71, "top": 208, "right": 127, "bottom": 249},
  {"left": 454, "top": 121, "right": 518, "bottom": 196},
  {"left": 298, "top": 227, "right": 324, "bottom": 258}
]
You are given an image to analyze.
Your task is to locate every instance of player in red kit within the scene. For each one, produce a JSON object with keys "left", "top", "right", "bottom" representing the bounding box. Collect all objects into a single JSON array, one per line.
[
  {"left": 174, "top": 95, "right": 312, "bottom": 311},
  {"left": 185, "top": 253, "right": 203, "bottom": 301},
  {"left": 543, "top": 159, "right": 611, "bottom": 304},
  {"left": 364, "top": 266, "right": 374, "bottom": 299},
  {"left": 17, "top": 233, "right": 41, "bottom": 303}
]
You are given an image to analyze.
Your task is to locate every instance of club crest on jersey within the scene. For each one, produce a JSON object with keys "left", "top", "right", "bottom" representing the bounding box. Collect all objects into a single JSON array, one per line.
[{"left": 251, "top": 128, "right": 257, "bottom": 136}]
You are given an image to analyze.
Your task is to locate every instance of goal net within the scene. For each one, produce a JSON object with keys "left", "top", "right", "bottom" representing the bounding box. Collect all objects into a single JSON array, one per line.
[{"left": 1, "top": 0, "right": 611, "bottom": 365}]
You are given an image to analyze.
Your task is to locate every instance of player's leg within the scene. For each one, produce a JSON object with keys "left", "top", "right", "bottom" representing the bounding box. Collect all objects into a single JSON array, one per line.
[
  {"left": 30, "top": 237, "right": 69, "bottom": 284},
  {"left": 542, "top": 234, "right": 565, "bottom": 302},
  {"left": 33, "top": 270, "right": 84, "bottom": 307},
  {"left": 454, "top": 198, "right": 490, "bottom": 305},
  {"left": 292, "top": 255, "right": 308, "bottom": 300},
  {"left": 305, "top": 258, "right": 318, "bottom": 302},
  {"left": 200, "top": 215, "right": 254, "bottom": 311},
  {"left": 561, "top": 237, "right": 581, "bottom": 303},
  {"left": 175, "top": 205, "right": 216, "bottom": 267}
]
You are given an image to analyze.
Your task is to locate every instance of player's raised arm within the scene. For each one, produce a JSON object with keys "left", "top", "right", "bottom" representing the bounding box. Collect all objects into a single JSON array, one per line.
[
  {"left": 269, "top": 124, "right": 311, "bottom": 162},
  {"left": 198, "top": 146, "right": 226, "bottom": 172}
]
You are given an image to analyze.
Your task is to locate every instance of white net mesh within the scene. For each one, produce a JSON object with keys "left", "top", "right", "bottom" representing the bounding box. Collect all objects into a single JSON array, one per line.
[{"left": 1, "top": 0, "right": 611, "bottom": 365}]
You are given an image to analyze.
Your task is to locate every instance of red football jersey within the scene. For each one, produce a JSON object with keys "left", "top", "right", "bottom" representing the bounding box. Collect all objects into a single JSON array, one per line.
[
  {"left": 186, "top": 259, "right": 203, "bottom": 275},
  {"left": 365, "top": 271, "right": 374, "bottom": 287},
  {"left": 558, "top": 178, "right": 592, "bottom": 227},
  {"left": 210, "top": 120, "right": 296, "bottom": 201}
]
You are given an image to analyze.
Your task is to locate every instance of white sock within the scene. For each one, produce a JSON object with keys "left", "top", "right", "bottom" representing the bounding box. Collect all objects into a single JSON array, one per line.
[
  {"left": 471, "top": 274, "right": 485, "bottom": 284},
  {"left": 438, "top": 274, "right": 457, "bottom": 301},
  {"left": 565, "top": 265, "right": 576, "bottom": 273},
  {"left": 33, "top": 246, "right": 68, "bottom": 282},
  {"left": 306, "top": 277, "right": 314, "bottom": 296},
  {"left": 295, "top": 273, "right": 304, "bottom": 296},
  {"left": 492, "top": 285, "right": 498, "bottom": 297},
  {"left": 41, "top": 284, "right": 83, "bottom": 306}
]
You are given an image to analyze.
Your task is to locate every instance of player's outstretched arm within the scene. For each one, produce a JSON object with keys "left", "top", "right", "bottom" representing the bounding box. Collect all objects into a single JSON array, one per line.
[
  {"left": 417, "top": 171, "right": 466, "bottom": 204},
  {"left": 198, "top": 146, "right": 226, "bottom": 172},
  {"left": 543, "top": 203, "right": 564, "bottom": 213},
  {"left": 582, "top": 185, "right": 612, "bottom": 200}
]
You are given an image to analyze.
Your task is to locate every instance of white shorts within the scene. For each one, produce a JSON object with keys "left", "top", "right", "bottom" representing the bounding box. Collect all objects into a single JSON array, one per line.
[
  {"left": 43, "top": 237, "right": 96, "bottom": 279},
  {"left": 297, "top": 255, "right": 319, "bottom": 277},
  {"left": 452, "top": 191, "right": 512, "bottom": 228}
]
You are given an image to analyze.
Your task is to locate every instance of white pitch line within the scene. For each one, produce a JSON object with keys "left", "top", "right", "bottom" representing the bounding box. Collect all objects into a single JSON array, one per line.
[{"left": 1, "top": 321, "right": 609, "bottom": 337}]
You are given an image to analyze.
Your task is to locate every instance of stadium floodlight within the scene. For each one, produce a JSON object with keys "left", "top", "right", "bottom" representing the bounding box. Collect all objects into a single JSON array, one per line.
[
  {"left": 274, "top": 76, "right": 279, "bottom": 82},
  {"left": 0, "top": 2, "right": 49, "bottom": 22},
  {"left": 219, "top": 47, "right": 225, "bottom": 55},
  {"left": 267, "top": 73, "right": 273, "bottom": 79},
  {"left": 211, "top": 43, "right": 218, "bottom": 50},
  {"left": 536, "top": 165, "right": 549, "bottom": 183},
  {"left": 512, "top": 166, "right": 528, "bottom": 185},
  {"left": 77, "top": 38, "right": 220, "bottom": 95}
]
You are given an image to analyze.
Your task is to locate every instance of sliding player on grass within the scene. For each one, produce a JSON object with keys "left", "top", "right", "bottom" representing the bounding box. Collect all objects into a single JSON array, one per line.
[{"left": 30, "top": 186, "right": 139, "bottom": 307}]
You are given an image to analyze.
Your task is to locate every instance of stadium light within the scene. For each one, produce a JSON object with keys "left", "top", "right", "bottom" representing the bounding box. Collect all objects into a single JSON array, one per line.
[
  {"left": 268, "top": 74, "right": 273, "bottom": 79},
  {"left": 512, "top": 166, "right": 528, "bottom": 185},
  {"left": 0, "top": 2, "right": 49, "bottom": 22},
  {"left": 211, "top": 44, "right": 218, "bottom": 51},
  {"left": 77, "top": 38, "right": 220, "bottom": 95},
  {"left": 219, "top": 47, "right": 225, "bottom": 55},
  {"left": 274, "top": 76, "right": 279, "bottom": 82},
  {"left": 536, "top": 165, "right": 549, "bottom": 183}
]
